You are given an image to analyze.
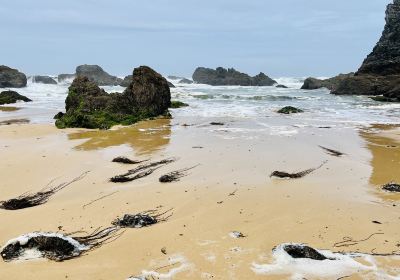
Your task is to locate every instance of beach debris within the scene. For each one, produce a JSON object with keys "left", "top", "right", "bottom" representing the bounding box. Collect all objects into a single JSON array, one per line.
[
  {"left": 110, "top": 158, "right": 176, "bottom": 183},
  {"left": 229, "top": 231, "right": 246, "bottom": 239},
  {"left": 82, "top": 191, "right": 119, "bottom": 209},
  {"left": 270, "top": 162, "right": 326, "bottom": 179},
  {"left": 382, "top": 182, "right": 400, "bottom": 193},
  {"left": 112, "top": 209, "right": 173, "bottom": 228},
  {"left": 210, "top": 122, "right": 224, "bottom": 126},
  {"left": 159, "top": 166, "right": 198, "bottom": 183},
  {"left": 1, "top": 227, "right": 120, "bottom": 262},
  {"left": 319, "top": 146, "right": 345, "bottom": 157},
  {"left": 282, "top": 244, "right": 332, "bottom": 260},
  {"left": 112, "top": 157, "right": 148, "bottom": 165},
  {"left": 0, "top": 172, "right": 88, "bottom": 210},
  {"left": 277, "top": 106, "right": 303, "bottom": 114},
  {"left": 161, "top": 247, "right": 167, "bottom": 255},
  {"left": 334, "top": 232, "right": 384, "bottom": 248}
]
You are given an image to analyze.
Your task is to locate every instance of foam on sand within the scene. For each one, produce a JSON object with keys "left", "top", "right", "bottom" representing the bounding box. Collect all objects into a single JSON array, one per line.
[{"left": 251, "top": 243, "right": 400, "bottom": 279}]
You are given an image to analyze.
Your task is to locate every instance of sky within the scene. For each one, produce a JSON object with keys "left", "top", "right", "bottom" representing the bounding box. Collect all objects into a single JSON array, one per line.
[{"left": 0, "top": 0, "right": 392, "bottom": 78}]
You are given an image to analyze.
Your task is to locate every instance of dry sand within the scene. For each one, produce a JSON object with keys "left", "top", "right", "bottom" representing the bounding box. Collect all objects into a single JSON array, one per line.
[{"left": 0, "top": 119, "right": 399, "bottom": 279}]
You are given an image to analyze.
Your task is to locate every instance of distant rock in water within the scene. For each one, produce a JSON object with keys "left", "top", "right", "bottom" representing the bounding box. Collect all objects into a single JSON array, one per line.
[
  {"left": 32, "top": 75, "right": 57, "bottom": 85},
  {"left": 331, "top": 0, "right": 400, "bottom": 102},
  {"left": 75, "top": 64, "right": 122, "bottom": 86},
  {"left": 167, "top": 75, "right": 185, "bottom": 80},
  {"left": 55, "top": 66, "right": 171, "bottom": 129},
  {"left": 122, "top": 75, "right": 175, "bottom": 88},
  {"left": 301, "top": 73, "right": 354, "bottom": 90},
  {"left": 276, "top": 84, "right": 288, "bottom": 88},
  {"left": 0, "top": 91, "right": 32, "bottom": 105},
  {"left": 192, "top": 67, "right": 276, "bottom": 86},
  {"left": 179, "top": 78, "right": 193, "bottom": 84},
  {"left": 58, "top": 74, "right": 76, "bottom": 83},
  {"left": 0, "top": 66, "right": 27, "bottom": 88},
  {"left": 277, "top": 106, "right": 303, "bottom": 114}
]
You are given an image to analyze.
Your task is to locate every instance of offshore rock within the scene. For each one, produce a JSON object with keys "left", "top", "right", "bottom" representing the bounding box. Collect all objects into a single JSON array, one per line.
[{"left": 0, "top": 66, "right": 27, "bottom": 88}]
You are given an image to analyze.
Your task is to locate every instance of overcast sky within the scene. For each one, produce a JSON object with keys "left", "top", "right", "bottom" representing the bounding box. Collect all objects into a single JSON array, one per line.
[{"left": 0, "top": 0, "right": 391, "bottom": 77}]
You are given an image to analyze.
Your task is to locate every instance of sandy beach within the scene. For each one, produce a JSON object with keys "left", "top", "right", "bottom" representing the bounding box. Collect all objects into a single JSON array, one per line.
[{"left": 0, "top": 117, "right": 399, "bottom": 279}]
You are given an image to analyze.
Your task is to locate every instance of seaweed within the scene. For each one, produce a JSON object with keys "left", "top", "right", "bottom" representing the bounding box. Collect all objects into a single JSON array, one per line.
[
  {"left": 0, "top": 172, "right": 88, "bottom": 210},
  {"left": 112, "top": 209, "right": 173, "bottom": 228},
  {"left": 210, "top": 122, "right": 224, "bottom": 126},
  {"left": 159, "top": 166, "right": 198, "bottom": 183},
  {"left": 1, "top": 227, "right": 120, "bottom": 262},
  {"left": 382, "top": 182, "right": 400, "bottom": 193},
  {"left": 110, "top": 158, "right": 176, "bottom": 183},
  {"left": 270, "top": 162, "right": 326, "bottom": 179},
  {"left": 319, "top": 146, "right": 345, "bottom": 157},
  {"left": 112, "top": 157, "right": 148, "bottom": 164}
]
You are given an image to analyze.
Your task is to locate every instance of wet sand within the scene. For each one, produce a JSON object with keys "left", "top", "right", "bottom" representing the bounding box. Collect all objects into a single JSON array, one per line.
[{"left": 0, "top": 119, "right": 399, "bottom": 279}]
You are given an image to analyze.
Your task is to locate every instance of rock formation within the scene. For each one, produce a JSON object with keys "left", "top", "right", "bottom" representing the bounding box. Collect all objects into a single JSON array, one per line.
[
  {"left": 75, "top": 65, "right": 122, "bottom": 86},
  {"left": 0, "top": 91, "right": 32, "bottom": 105},
  {"left": 331, "top": 0, "right": 400, "bottom": 101},
  {"left": 301, "top": 73, "right": 354, "bottom": 90},
  {"left": 121, "top": 75, "right": 175, "bottom": 88},
  {"left": 32, "top": 75, "right": 57, "bottom": 85},
  {"left": 0, "top": 66, "right": 27, "bottom": 88},
  {"left": 55, "top": 66, "right": 171, "bottom": 129},
  {"left": 179, "top": 78, "right": 193, "bottom": 84},
  {"left": 192, "top": 67, "right": 276, "bottom": 86}
]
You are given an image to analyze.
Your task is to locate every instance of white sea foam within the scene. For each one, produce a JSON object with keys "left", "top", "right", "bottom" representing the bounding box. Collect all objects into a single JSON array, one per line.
[{"left": 252, "top": 243, "right": 400, "bottom": 280}]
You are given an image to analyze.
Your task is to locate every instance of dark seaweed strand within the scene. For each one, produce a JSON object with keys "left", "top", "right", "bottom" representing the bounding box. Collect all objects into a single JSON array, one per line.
[
  {"left": 126, "top": 158, "right": 176, "bottom": 176},
  {"left": 112, "top": 208, "right": 174, "bottom": 226},
  {"left": 72, "top": 226, "right": 121, "bottom": 249},
  {"left": 159, "top": 165, "right": 199, "bottom": 183},
  {"left": 319, "top": 146, "right": 344, "bottom": 157},
  {"left": 0, "top": 172, "right": 89, "bottom": 210},
  {"left": 270, "top": 161, "right": 327, "bottom": 179}
]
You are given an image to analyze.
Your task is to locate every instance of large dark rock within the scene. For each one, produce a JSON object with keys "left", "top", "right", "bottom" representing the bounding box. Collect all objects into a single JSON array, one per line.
[
  {"left": 0, "top": 66, "right": 27, "bottom": 88},
  {"left": 0, "top": 91, "right": 32, "bottom": 105},
  {"left": 192, "top": 67, "right": 276, "bottom": 86},
  {"left": 55, "top": 66, "right": 171, "bottom": 129},
  {"left": 58, "top": 74, "right": 76, "bottom": 83},
  {"left": 331, "top": 0, "right": 400, "bottom": 101},
  {"left": 301, "top": 73, "right": 354, "bottom": 90},
  {"left": 75, "top": 65, "right": 122, "bottom": 86},
  {"left": 32, "top": 75, "right": 57, "bottom": 85},
  {"left": 121, "top": 75, "right": 175, "bottom": 88}
]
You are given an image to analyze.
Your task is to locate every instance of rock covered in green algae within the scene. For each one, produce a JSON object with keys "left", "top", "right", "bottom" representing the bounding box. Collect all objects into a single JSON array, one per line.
[
  {"left": 277, "top": 106, "right": 304, "bottom": 114},
  {"left": 170, "top": 101, "right": 189, "bottom": 108},
  {"left": 0, "top": 90, "right": 32, "bottom": 105},
  {"left": 55, "top": 66, "right": 171, "bottom": 129}
]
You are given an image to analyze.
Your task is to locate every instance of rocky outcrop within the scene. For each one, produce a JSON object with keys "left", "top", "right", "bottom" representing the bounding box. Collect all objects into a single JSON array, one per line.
[
  {"left": 0, "top": 66, "right": 27, "bottom": 88},
  {"left": 55, "top": 66, "right": 171, "bottom": 129},
  {"left": 301, "top": 73, "right": 354, "bottom": 90},
  {"left": 192, "top": 67, "right": 277, "bottom": 86},
  {"left": 32, "top": 75, "right": 57, "bottom": 85},
  {"left": 75, "top": 65, "right": 122, "bottom": 86},
  {"left": 0, "top": 91, "right": 32, "bottom": 105},
  {"left": 276, "top": 84, "right": 288, "bottom": 88},
  {"left": 331, "top": 0, "right": 400, "bottom": 101},
  {"left": 58, "top": 74, "right": 76, "bottom": 83},
  {"left": 167, "top": 75, "right": 185, "bottom": 80},
  {"left": 179, "top": 78, "right": 193, "bottom": 84},
  {"left": 121, "top": 75, "right": 175, "bottom": 88}
]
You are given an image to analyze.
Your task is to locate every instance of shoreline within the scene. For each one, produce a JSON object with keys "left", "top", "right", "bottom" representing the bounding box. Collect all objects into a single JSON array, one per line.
[{"left": 0, "top": 120, "right": 399, "bottom": 279}]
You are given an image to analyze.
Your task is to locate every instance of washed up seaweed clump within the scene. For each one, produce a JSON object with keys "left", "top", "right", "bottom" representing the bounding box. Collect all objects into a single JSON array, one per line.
[
  {"left": 159, "top": 166, "right": 197, "bottom": 183},
  {"left": 112, "top": 157, "right": 148, "bottom": 165},
  {"left": 55, "top": 66, "right": 171, "bottom": 129},
  {"left": 282, "top": 244, "right": 332, "bottom": 261},
  {"left": 112, "top": 209, "right": 172, "bottom": 228},
  {"left": 110, "top": 158, "right": 176, "bottom": 183},
  {"left": 270, "top": 162, "right": 326, "bottom": 179},
  {"left": 382, "top": 182, "right": 400, "bottom": 193},
  {"left": 0, "top": 172, "right": 88, "bottom": 210},
  {"left": 1, "top": 227, "right": 120, "bottom": 262}
]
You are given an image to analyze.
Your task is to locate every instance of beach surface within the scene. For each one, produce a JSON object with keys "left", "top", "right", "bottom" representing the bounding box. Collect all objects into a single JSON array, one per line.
[{"left": 0, "top": 117, "right": 399, "bottom": 279}]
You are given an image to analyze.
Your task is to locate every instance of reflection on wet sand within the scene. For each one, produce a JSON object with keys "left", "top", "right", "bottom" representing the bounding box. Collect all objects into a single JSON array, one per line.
[
  {"left": 360, "top": 125, "right": 400, "bottom": 200},
  {"left": 68, "top": 119, "right": 171, "bottom": 155},
  {"left": 0, "top": 106, "right": 20, "bottom": 112}
]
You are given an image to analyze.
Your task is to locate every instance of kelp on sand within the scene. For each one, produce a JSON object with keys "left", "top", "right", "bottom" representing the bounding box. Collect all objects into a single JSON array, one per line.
[
  {"left": 112, "top": 209, "right": 173, "bottom": 228},
  {"left": 270, "top": 162, "right": 326, "bottom": 179}
]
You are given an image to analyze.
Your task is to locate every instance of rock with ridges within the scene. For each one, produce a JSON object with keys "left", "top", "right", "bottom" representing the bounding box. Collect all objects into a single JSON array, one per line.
[
  {"left": 301, "top": 73, "right": 354, "bottom": 90},
  {"left": 0, "top": 66, "right": 27, "bottom": 88},
  {"left": 192, "top": 67, "right": 276, "bottom": 86},
  {"left": 32, "top": 75, "right": 57, "bottom": 85},
  {"left": 56, "top": 66, "right": 171, "bottom": 129},
  {"left": 0, "top": 91, "right": 32, "bottom": 105},
  {"left": 75, "top": 65, "right": 122, "bottom": 86}
]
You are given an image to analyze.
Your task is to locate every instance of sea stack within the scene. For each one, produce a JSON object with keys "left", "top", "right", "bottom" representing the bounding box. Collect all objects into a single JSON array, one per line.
[
  {"left": 0, "top": 66, "right": 27, "bottom": 88},
  {"left": 75, "top": 64, "right": 122, "bottom": 86},
  {"left": 55, "top": 66, "right": 171, "bottom": 129},
  {"left": 192, "top": 67, "right": 276, "bottom": 86},
  {"left": 331, "top": 0, "right": 400, "bottom": 101}
]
